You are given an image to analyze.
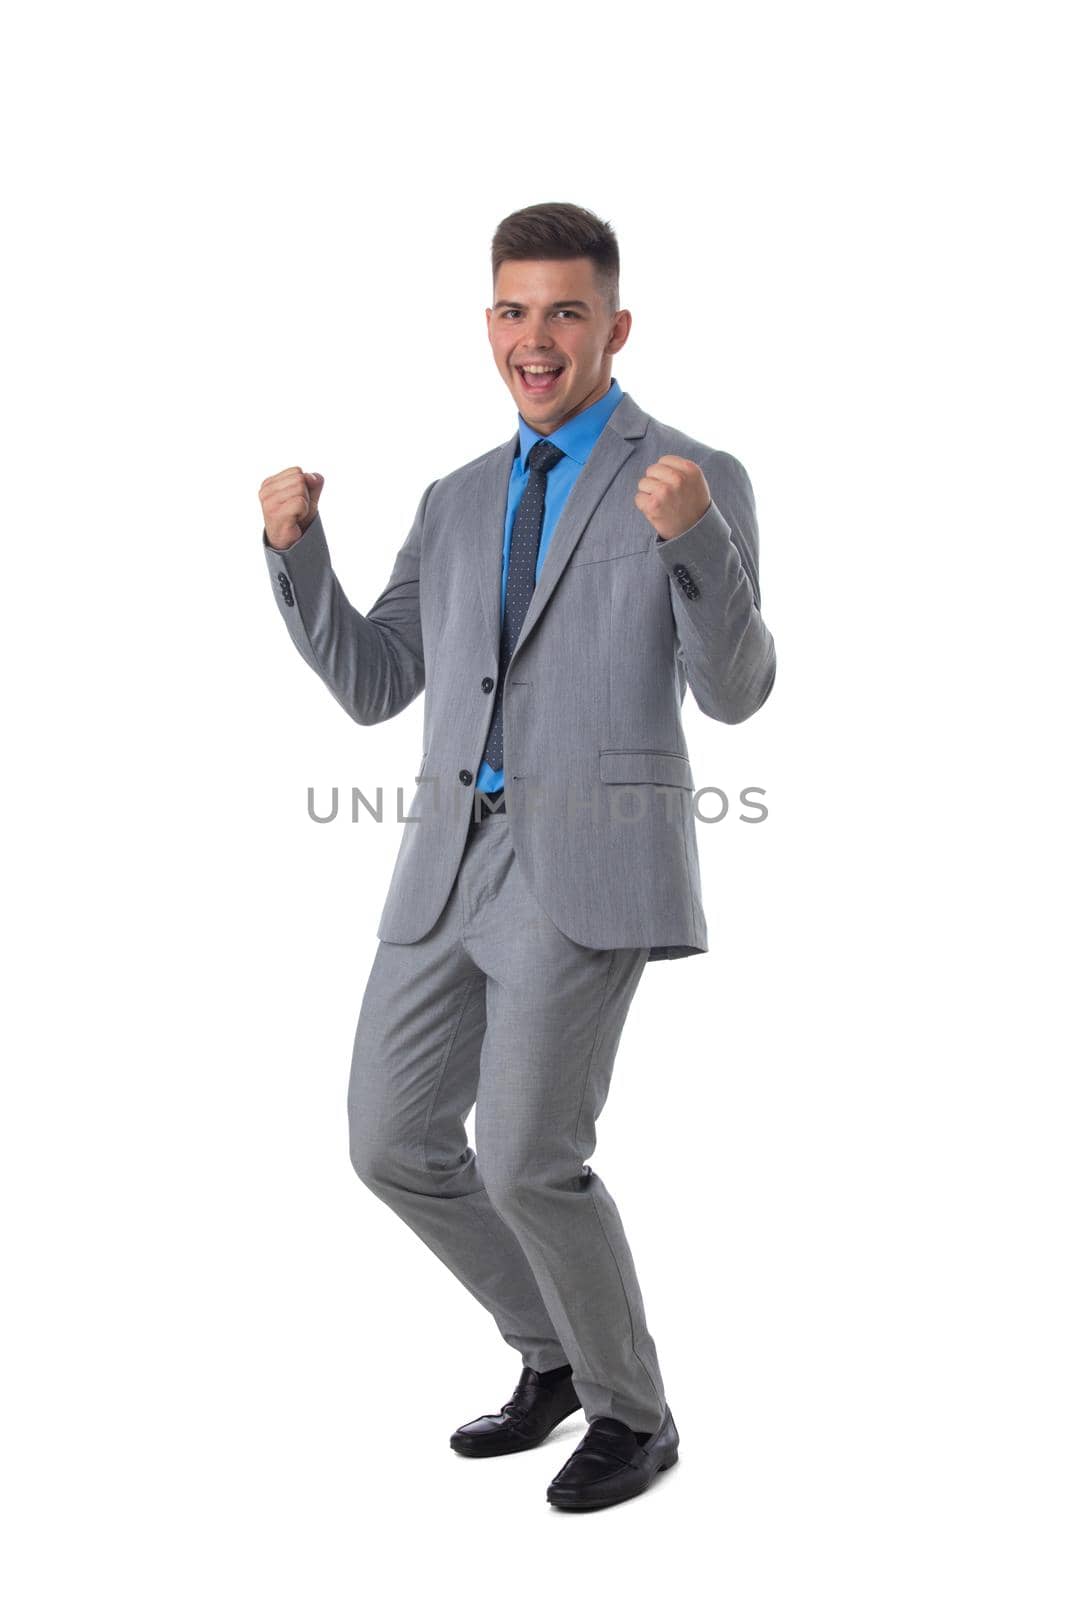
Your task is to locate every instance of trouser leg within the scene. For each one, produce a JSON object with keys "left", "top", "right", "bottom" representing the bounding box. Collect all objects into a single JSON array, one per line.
[
  {"left": 347, "top": 862, "right": 569, "bottom": 1374},
  {"left": 464, "top": 821, "right": 667, "bottom": 1436}
]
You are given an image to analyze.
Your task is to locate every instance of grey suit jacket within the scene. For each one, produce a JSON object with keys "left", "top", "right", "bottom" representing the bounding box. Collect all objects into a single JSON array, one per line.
[{"left": 263, "top": 390, "right": 775, "bottom": 960}]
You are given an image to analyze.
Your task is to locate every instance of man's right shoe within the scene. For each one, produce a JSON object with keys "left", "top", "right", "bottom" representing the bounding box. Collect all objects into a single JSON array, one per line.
[{"left": 450, "top": 1363, "right": 582, "bottom": 1457}]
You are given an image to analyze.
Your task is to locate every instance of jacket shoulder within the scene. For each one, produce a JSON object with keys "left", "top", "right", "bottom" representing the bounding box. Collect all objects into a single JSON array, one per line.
[
  {"left": 430, "top": 438, "right": 512, "bottom": 498},
  {"left": 644, "top": 413, "right": 750, "bottom": 492}
]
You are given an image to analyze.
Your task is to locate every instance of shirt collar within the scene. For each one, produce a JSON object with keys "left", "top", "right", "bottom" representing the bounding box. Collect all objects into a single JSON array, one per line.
[{"left": 516, "top": 377, "right": 624, "bottom": 470}]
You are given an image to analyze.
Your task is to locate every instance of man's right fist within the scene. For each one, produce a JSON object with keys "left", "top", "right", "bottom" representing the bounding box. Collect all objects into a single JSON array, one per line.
[{"left": 260, "top": 467, "right": 325, "bottom": 551}]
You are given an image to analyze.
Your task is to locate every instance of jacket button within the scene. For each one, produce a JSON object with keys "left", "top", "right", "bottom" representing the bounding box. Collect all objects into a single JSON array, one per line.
[
  {"left": 481, "top": 676, "right": 494, "bottom": 693},
  {"left": 459, "top": 769, "right": 473, "bottom": 785}
]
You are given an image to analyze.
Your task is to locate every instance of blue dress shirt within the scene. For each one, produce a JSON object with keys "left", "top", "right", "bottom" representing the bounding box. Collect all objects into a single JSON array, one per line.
[{"left": 476, "top": 377, "right": 625, "bottom": 793}]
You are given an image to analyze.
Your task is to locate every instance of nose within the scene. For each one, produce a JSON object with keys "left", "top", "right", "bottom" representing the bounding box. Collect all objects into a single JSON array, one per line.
[{"left": 519, "top": 317, "right": 556, "bottom": 353}]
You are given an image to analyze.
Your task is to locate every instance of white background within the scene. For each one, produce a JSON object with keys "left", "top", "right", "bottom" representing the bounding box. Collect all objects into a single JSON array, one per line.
[{"left": 2, "top": 1, "right": 1063, "bottom": 1594}]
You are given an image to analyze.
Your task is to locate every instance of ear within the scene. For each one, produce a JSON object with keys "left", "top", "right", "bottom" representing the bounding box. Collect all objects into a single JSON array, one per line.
[{"left": 608, "top": 309, "right": 633, "bottom": 357}]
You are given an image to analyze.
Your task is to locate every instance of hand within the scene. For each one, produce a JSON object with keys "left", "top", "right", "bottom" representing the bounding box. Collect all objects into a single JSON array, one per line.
[
  {"left": 260, "top": 467, "right": 325, "bottom": 551},
  {"left": 634, "top": 455, "right": 711, "bottom": 541}
]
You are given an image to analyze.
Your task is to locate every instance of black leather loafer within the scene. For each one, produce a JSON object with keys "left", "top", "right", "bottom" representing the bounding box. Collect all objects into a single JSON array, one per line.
[
  {"left": 450, "top": 1363, "right": 582, "bottom": 1457},
  {"left": 546, "top": 1405, "right": 680, "bottom": 1510}
]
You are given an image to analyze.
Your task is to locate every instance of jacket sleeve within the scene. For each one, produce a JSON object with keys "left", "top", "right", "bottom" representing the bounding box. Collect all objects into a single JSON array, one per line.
[
  {"left": 262, "top": 478, "right": 436, "bottom": 726},
  {"left": 654, "top": 453, "right": 776, "bottom": 724}
]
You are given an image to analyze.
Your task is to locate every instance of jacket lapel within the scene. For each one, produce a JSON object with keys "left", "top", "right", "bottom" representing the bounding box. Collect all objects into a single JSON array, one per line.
[
  {"left": 471, "top": 390, "right": 651, "bottom": 663},
  {"left": 473, "top": 435, "right": 519, "bottom": 654}
]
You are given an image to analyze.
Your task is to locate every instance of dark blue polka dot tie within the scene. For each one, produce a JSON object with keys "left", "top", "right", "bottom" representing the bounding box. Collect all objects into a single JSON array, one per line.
[{"left": 481, "top": 438, "right": 566, "bottom": 773}]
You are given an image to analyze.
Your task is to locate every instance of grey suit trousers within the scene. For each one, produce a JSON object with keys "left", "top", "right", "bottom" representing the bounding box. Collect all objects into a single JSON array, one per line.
[{"left": 347, "top": 807, "right": 668, "bottom": 1436}]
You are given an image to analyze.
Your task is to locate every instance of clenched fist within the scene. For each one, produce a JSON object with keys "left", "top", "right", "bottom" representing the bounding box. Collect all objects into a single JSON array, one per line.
[
  {"left": 634, "top": 455, "right": 712, "bottom": 541},
  {"left": 260, "top": 467, "right": 325, "bottom": 551}
]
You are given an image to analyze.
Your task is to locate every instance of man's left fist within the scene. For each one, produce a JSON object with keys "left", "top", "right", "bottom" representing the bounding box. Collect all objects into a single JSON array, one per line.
[{"left": 634, "top": 455, "right": 712, "bottom": 541}]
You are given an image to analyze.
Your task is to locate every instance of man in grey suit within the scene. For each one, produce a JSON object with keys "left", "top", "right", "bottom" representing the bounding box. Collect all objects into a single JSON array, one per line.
[{"left": 260, "top": 202, "right": 775, "bottom": 1510}]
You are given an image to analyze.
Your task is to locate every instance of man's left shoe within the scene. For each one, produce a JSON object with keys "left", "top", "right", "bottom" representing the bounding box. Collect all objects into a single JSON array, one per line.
[{"left": 545, "top": 1405, "right": 680, "bottom": 1511}]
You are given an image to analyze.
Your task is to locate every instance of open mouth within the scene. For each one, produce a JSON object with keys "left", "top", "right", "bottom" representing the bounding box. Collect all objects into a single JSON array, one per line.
[{"left": 517, "top": 364, "right": 565, "bottom": 395}]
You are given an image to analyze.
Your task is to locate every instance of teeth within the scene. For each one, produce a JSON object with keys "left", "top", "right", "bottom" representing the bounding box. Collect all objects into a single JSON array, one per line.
[{"left": 522, "top": 365, "right": 562, "bottom": 374}]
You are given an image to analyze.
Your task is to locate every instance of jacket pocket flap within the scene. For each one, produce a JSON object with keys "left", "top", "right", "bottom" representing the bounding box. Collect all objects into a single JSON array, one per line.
[{"left": 599, "top": 749, "right": 694, "bottom": 788}]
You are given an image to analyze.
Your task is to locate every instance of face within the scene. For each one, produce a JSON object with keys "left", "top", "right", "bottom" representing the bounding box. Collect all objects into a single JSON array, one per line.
[{"left": 486, "top": 257, "right": 632, "bottom": 434}]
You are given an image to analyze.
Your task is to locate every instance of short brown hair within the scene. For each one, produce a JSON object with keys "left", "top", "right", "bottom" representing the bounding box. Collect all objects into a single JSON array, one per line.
[{"left": 491, "top": 202, "right": 620, "bottom": 314}]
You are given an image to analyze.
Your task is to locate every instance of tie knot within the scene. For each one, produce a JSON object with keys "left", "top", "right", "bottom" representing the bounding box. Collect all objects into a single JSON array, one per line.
[{"left": 527, "top": 440, "right": 565, "bottom": 474}]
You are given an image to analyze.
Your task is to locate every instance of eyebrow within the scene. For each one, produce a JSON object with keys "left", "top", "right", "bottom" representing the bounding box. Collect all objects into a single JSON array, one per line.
[{"left": 492, "top": 298, "right": 592, "bottom": 312}]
